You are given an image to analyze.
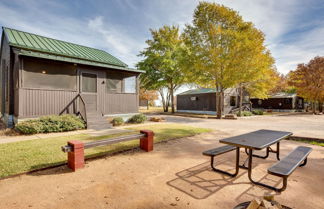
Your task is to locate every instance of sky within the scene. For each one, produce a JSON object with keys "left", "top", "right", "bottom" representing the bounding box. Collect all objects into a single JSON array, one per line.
[{"left": 0, "top": 0, "right": 323, "bottom": 80}]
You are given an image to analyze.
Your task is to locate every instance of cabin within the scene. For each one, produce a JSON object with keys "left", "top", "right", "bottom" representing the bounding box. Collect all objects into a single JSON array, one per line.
[
  {"left": 250, "top": 92, "right": 304, "bottom": 111},
  {"left": 0, "top": 27, "right": 143, "bottom": 129},
  {"left": 176, "top": 88, "right": 250, "bottom": 115}
]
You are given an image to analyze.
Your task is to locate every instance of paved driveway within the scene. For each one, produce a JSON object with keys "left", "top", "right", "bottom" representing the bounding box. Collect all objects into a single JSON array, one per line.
[{"left": 156, "top": 114, "right": 324, "bottom": 139}]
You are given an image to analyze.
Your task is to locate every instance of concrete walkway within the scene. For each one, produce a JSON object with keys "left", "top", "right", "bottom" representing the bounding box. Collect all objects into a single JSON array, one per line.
[
  {"left": 155, "top": 113, "right": 324, "bottom": 139},
  {"left": 0, "top": 128, "right": 132, "bottom": 144}
]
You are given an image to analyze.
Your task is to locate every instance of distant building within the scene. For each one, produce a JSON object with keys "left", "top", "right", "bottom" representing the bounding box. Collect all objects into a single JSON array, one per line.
[
  {"left": 250, "top": 92, "right": 304, "bottom": 111},
  {"left": 176, "top": 88, "right": 249, "bottom": 115}
]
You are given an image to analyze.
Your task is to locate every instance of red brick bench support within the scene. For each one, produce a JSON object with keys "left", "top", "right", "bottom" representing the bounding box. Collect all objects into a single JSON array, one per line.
[
  {"left": 67, "top": 140, "right": 85, "bottom": 171},
  {"left": 62, "top": 130, "right": 154, "bottom": 171},
  {"left": 140, "top": 130, "right": 154, "bottom": 152}
]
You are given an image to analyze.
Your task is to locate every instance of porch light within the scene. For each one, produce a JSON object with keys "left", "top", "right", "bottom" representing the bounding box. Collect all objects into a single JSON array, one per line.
[{"left": 42, "top": 70, "right": 46, "bottom": 74}]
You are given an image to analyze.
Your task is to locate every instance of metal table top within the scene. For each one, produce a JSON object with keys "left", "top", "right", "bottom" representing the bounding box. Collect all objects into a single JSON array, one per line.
[{"left": 219, "top": 129, "right": 292, "bottom": 150}]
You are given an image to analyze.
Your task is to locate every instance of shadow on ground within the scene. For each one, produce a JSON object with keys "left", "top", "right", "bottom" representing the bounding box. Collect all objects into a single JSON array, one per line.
[{"left": 167, "top": 160, "right": 283, "bottom": 200}]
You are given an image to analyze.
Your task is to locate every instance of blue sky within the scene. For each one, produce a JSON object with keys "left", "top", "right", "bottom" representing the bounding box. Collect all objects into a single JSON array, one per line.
[{"left": 1, "top": 0, "right": 324, "bottom": 76}]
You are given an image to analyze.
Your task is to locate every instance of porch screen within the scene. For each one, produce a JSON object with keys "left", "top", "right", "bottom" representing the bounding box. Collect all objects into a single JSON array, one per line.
[
  {"left": 106, "top": 72, "right": 122, "bottom": 93},
  {"left": 124, "top": 75, "right": 136, "bottom": 93},
  {"left": 23, "top": 58, "right": 76, "bottom": 90}
]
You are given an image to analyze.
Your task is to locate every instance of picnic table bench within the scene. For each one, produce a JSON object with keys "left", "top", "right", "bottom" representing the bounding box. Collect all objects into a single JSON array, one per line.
[{"left": 202, "top": 129, "right": 312, "bottom": 192}]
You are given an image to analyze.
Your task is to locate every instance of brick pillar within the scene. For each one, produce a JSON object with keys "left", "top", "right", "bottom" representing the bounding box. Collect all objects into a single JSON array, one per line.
[
  {"left": 140, "top": 130, "right": 154, "bottom": 152},
  {"left": 67, "top": 140, "right": 85, "bottom": 171}
]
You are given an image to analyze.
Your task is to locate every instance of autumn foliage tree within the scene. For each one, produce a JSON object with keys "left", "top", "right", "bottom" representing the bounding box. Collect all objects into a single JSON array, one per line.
[
  {"left": 289, "top": 56, "right": 324, "bottom": 113},
  {"left": 183, "top": 2, "right": 274, "bottom": 118},
  {"left": 139, "top": 88, "right": 159, "bottom": 109}
]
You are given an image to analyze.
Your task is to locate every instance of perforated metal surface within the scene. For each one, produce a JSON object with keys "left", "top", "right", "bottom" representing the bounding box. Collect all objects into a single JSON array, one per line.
[
  {"left": 219, "top": 129, "right": 292, "bottom": 150},
  {"left": 268, "top": 146, "right": 312, "bottom": 177}
]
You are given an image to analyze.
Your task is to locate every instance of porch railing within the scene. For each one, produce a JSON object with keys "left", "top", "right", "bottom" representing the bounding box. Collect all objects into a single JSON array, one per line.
[{"left": 59, "top": 93, "right": 87, "bottom": 127}]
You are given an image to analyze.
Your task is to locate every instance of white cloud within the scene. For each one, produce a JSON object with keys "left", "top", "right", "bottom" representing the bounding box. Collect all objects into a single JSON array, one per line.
[{"left": 0, "top": 0, "right": 323, "bottom": 73}]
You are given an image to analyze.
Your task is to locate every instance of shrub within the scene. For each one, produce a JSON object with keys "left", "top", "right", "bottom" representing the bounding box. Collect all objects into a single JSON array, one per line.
[
  {"left": 111, "top": 117, "right": 124, "bottom": 126},
  {"left": 252, "top": 110, "right": 264, "bottom": 115},
  {"left": 128, "top": 114, "right": 147, "bottom": 124},
  {"left": 15, "top": 120, "right": 44, "bottom": 134},
  {"left": 240, "top": 111, "right": 253, "bottom": 117},
  {"left": 15, "top": 114, "right": 85, "bottom": 134}
]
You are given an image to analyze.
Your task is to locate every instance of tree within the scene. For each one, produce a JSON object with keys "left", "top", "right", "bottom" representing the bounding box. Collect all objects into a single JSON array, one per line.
[
  {"left": 137, "top": 25, "right": 186, "bottom": 113},
  {"left": 183, "top": 2, "right": 274, "bottom": 118},
  {"left": 289, "top": 56, "right": 324, "bottom": 113},
  {"left": 139, "top": 88, "right": 159, "bottom": 109}
]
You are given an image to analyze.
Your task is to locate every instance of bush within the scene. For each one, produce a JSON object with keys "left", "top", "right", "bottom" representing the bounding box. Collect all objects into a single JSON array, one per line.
[
  {"left": 15, "top": 120, "right": 44, "bottom": 134},
  {"left": 111, "top": 117, "right": 124, "bottom": 126},
  {"left": 240, "top": 111, "right": 253, "bottom": 117},
  {"left": 252, "top": 110, "right": 264, "bottom": 115},
  {"left": 128, "top": 114, "right": 147, "bottom": 124},
  {"left": 15, "top": 114, "right": 85, "bottom": 134}
]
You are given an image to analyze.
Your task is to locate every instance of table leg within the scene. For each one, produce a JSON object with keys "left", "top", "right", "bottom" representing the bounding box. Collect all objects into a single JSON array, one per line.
[
  {"left": 245, "top": 142, "right": 281, "bottom": 161},
  {"left": 247, "top": 148, "right": 287, "bottom": 192},
  {"left": 211, "top": 147, "right": 240, "bottom": 177}
]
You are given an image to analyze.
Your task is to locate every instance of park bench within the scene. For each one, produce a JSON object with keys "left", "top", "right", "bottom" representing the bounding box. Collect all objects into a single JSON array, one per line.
[
  {"left": 61, "top": 130, "right": 154, "bottom": 171},
  {"left": 268, "top": 146, "right": 312, "bottom": 192},
  {"left": 202, "top": 145, "right": 239, "bottom": 177}
]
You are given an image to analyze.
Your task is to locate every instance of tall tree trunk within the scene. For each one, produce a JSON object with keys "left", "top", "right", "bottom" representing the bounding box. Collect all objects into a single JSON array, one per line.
[
  {"left": 319, "top": 101, "right": 323, "bottom": 113},
  {"left": 216, "top": 91, "right": 223, "bottom": 119},
  {"left": 170, "top": 84, "right": 175, "bottom": 114},
  {"left": 159, "top": 89, "right": 167, "bottom": 112},
  {"left": 312, "top": 102, "right": 316, "bottom": 114},
  {"left": 238, "top": 84, "right": 243, "bottom": 117}
]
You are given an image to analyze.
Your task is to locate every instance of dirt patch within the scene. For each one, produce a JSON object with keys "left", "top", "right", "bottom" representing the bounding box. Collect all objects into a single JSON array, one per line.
[
  {"left": 0, "top": 132, "right": 323, "bottom": 209},
  {"left": 0, "top": 121, "right": 20, "bottom": 137}
]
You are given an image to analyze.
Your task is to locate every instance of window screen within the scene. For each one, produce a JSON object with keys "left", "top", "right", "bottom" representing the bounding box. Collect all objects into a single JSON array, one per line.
[
  {"left": 106, "top": 72, "right": 122, "bottom": 93},
  {"left": 124, "top": 76, "right": 136, "bottom": 93},
  {"left": 23, "top": 58, "right": 76, "bottom": 90},
  {"left": 82, "top": 73, "right": 97, "bottom": 93}
]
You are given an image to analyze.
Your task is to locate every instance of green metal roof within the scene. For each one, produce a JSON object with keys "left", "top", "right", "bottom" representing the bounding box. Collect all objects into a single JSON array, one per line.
[
  {"left": 178, "top": 88, "right": 217, "bottom": 95},
  {"left": 3, "top": 27, "right": 143, "bottom": 73}
]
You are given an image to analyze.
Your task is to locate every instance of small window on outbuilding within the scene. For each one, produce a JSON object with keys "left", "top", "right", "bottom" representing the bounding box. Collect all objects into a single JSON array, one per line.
[
  {"left": 258, "top": 100, "right": 262, "bottom": 105},
  {"left": 230, "top": 96, "right": 236, "bottom": 106}
]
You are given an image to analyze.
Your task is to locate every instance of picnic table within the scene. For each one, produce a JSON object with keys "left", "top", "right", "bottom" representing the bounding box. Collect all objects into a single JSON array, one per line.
[{"left": 203, "top": 129, "right": 312, "bottom": 192}]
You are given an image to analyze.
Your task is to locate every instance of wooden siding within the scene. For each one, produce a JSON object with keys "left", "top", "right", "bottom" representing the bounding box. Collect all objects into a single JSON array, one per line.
[
  {"left": 177, "top": 93, "right": 216, "bottom": 112},
  {"left": 18, "top": 88, "right": 78, "bottom": 118},
  {"left": 103, "top": 93, "right": 138, "bottom": 114}
]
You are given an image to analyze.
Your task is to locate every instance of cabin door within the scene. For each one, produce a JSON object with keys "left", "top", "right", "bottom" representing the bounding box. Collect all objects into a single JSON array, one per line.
[{"left": 80, "top": 71, "right": 98, "bottom": 113}]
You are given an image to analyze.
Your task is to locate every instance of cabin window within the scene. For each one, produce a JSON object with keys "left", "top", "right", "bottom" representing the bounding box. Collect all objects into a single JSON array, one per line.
[
  {"left": 258, "top": 100, "right": 262, "bottom": 105},
  {"left": 230, "top": 96, "right": 236, "bottom": 106},
  {"left": 23, "top": 58, "right": 77, "bottom": 90},
  {"left": 284, "top": 98, "right": 291, "bottom": 104},
  {"left": 124, "top": 75, "right": 136, "bottom": 94},
  {"left": 82, "top": 73, "right": 97, "bottom": 93},
  {"left": 106, "top": 72, "right": 122, "bottom": 93}
]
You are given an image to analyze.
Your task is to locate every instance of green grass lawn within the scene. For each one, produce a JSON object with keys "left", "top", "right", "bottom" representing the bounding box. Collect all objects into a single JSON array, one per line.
[
  {"left": 289, "top": 138, "right": 324, "bottom": 147},
  {"left": 0, "top": 124, "right": 211, "bottom": 178}
]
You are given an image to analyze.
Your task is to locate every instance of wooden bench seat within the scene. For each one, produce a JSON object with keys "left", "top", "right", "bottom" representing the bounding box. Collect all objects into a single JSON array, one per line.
[
  {"left": 202, "top": 145, "right": 236, "bottom": 157},
  {"left": 268, "top": 146, "right": 312, "bottom": 177}
]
